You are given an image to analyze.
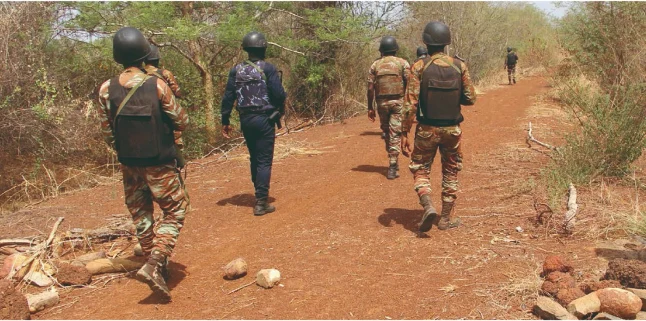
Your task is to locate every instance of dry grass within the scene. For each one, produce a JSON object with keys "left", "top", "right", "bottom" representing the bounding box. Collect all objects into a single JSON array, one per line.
[{"left": 274, "top": 139, "right": 334, "bottom": 160}]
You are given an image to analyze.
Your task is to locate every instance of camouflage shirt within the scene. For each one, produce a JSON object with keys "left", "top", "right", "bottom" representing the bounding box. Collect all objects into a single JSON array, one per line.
[
  {"left": 97, "top": 67, "right": 189, "bottom": 150},
  {"left": 368, "top": 55, "right": 411, "bottom": 99},
  {"left": 402, "top": 52, "right": 476, "bottom": 132},
  {"left": 145, "top": 65, "right": 181, "bottom": 98}
]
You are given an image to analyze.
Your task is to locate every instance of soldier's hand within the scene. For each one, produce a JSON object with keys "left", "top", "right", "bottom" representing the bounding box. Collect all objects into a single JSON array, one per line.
[
  {"left": 222, "top": 125, "right": 233, "bottom": 139},
  {"left": 401, "top": 133, "right": 412, "bottom": 157},
  {"left": 368, "top": 109, "right": 376, "bottom": 122}
]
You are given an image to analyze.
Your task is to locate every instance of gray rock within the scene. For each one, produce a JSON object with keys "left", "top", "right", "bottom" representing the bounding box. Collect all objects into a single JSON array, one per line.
[{"left": 533, "top": 296, "right": 578, "bottom": 320}]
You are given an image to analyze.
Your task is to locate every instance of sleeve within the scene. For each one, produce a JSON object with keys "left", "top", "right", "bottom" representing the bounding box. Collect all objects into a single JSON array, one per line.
[
  {"left": 96, "top": 80, "right": 115, "bottom": 149},
  {"left": 367, "top": 61, "right": 376, "bottom": 85},
  {"left": 162, "top": 69, "right": 182, "bottom": 98},
  {"left": 460, "top": 62, "right": 477, "bottom": 106},
  {"left": 264, "top": 63, "right": 286, "bottom": 114},
  {"left": 402, "top": 60, "right": 422, "bottom": 132},
  {"left": 220, "top": 67, "right": 237, "bottom": 126},
  {"left": 157, "top": 79, "right": 189, "bottom": 131}
]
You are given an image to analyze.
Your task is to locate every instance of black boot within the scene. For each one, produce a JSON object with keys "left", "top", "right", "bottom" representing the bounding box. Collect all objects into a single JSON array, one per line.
[
  {"left": 387, "top": 162, "right": 399, "bottom": 180},
  {"left": 254, "top": 198, "right": 276, "bottom": 216},
  {"left": 418, "top": 194, "right": 438, "bottom": 232},
  {"left": 437, "top": 201, "right": 461, "bottom": 230},
  {"left": 136, "top": 251, "right": 171, "bottom": 300},
  {"left": 513, "top": 78, "right": 516, "bottom": 84}
]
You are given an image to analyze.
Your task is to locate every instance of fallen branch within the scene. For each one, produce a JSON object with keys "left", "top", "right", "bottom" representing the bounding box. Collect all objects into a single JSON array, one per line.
[
  {"left": 563, "top": 183, "right": 578, "bottom": 233},
  {"left": 526, "top": 122, "right": 560, "bottom": 153},
  {"left": 6, "top": 217, "right": 64, "bottom": 280},
  {"left": 0, "top": 238, "right": 38, "bottom": 248},
  {"left": 227, "top": 280, "right": 256, "bottom": 294}
]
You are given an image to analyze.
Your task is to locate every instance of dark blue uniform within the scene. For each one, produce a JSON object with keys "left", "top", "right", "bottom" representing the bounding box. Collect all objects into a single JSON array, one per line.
[{"left": 221, "top": 60, "right": 286, "bottom": 200}]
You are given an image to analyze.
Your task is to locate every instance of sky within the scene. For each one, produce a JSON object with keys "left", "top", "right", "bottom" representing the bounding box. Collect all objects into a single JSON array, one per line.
[{"left": 531, "top": 1, "right": 572, "bottom": 18}]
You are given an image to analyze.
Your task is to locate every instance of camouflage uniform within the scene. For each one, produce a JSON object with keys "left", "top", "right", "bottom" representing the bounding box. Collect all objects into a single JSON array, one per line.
[
  {"left": 504, "top": 51, "right": 519, "bottom": 84},
  {"left": 403, "top": 53, "right": 476, "bottom": 203},
  {"left": 368, "top": 56, "right": 411, "bottom": 164},
  {"left": 97, "top": 67, "right": 190, "bottom": 258},
  {"left": 145, "top": 65, "right": 184, "bottom": 148}
]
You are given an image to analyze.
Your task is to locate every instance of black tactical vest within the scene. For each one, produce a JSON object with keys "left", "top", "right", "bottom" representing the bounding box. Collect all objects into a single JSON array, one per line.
[
  {"left": 417, "top": 56, "right": 464, "bottom": 127},
  {"left": 108, "top": 76, "right": 177, "bottom": 167},
  {"left": 507, "top": 52, "right": 518, "bottom": 66}
]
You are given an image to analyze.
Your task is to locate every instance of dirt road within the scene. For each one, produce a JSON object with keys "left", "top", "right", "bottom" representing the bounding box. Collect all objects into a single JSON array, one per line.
[{"left": 2, "top": 75, "right": 603, "bottom": 319}]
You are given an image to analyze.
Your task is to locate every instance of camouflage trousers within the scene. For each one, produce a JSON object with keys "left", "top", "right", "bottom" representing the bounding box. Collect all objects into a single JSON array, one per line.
[
  {"left": 507, "top": 65, "right": 516, "bottom": 82},
  {"left": 409, "top": 124, "right": 463, "bottom": 203},
  {"left": 121, "top": 162, "right": 190, "bottom": 258},
  {"left": 377, "top": 98, "right": 403, "bottom": 164}
]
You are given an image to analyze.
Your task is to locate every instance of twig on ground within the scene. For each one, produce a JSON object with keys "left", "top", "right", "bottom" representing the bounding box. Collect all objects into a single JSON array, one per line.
[
  {"left": 563, "top": 183, "right": 578, "bottom": 233},
  {"left": 526, "top": 122, "right": 560, "bottom": 154},
  {"left": 228, "top": 280, "right": 256, "bottom": 294}
]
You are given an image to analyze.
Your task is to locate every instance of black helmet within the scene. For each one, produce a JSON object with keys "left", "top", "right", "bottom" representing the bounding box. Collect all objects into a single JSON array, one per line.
[
  {"left": 242, "top": 31, "right": 268, "bottom": 49},
  {"left": 416, "top": 46, "right": 428, "bottom": 57},
  {"left": 422, "top": 21, "right": 451, "bottom": 46},
  {"left": 147, "top": 44, "right": 160, "bottom": 61},
  {"left": 379, "top": 36, "right": 399, "bottom": 53},
  {"left": 113, "top": 27, "right": 151, "bottom": 65},
  {"left": 507, "top": 47, "right": 512, "bottom": 52}
]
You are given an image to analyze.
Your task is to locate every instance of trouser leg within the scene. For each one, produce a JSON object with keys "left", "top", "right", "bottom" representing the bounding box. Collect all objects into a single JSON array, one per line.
[
  {"left": 253, "top": 115, "right": 275, "bottom": 200},
  {"left": 145, "top": 164, "right": 190, "bottom": 258},
  {"left": 438, "top": 127, "right": 463, "bottom": 203},
  {"left": 122, "top": 165, "right": 155, "bottom": 255},
  {"left": 409, "top": 124, "right": 440, "bottom": 197}
]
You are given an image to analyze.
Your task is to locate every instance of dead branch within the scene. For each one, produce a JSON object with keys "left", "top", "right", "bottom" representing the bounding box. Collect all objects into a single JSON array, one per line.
[
  {"left": 6, "top": 217, "right": 63, "bottom": 280},
  {"left": 267, "top": 41, "right": 306, "bottom": 56},
  {"left": 563, "top": 183, "right": 578, "bottom": 233},
  {"left": 526, "top": 122, "right": 559, "bottom": 153},
  {"left": 0, "top": 238, "right": 38, "bottom": 248},
  {"left": 227, "top": 280, "right": 256, "bottom": 294}
]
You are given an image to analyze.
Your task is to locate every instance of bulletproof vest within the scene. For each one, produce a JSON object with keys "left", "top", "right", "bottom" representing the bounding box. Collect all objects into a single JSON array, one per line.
[
  {"left": 235, "top": 60, "right": 272, "bottom": 110},
  {"left": 374, "top": 56, "right": 405, "bottom": 99},
  {"left": 418, "top": 56, "right": 464, "bottom": 126},
  {"left": 108, "top": 76, "right": 177, "bottom": 167},
  {"left": 507, "top": 52, "right": 518, "bottom": 66}
]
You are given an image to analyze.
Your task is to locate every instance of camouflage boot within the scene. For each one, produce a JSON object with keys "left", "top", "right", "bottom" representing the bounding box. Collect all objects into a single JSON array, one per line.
[
  {"left": 254, "top": 198, "right": 276, "bottom": 216},
  {"left": 136, "top": 251, "right": 171, "bottom": 300},
  {"left": 387, "top": 162, "right": 399, "bottom": 180},
  {"left": 437, "top": 201, "right": 461, "bottom": 230},
  {"left": 418, "top": 194, "right": 438, "bottom": 232}
]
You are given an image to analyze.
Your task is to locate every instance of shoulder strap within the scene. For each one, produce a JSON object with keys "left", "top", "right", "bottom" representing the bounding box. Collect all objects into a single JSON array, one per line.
[
  {"left": 115, "top": 76, "right": 150, "bottom": 117},
  {"left": 438, "top": 56, "right": 462, "bottom": 74},
  {"left": 245, "top": 60, "right": 267, "bottom": 82}
]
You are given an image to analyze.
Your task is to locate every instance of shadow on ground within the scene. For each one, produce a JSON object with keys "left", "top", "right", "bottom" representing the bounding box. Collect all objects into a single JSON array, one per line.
[
  {"left": 359, "top": 131, "right": 383, "bottom": 136},
  {"left": 351, "top": 165, "right": 388, "bottom": 178},
  {"left": 216, "top": 193, "right": 276, "bottom": 207},
  {"left": 378, "top": 208, "right": 429, "bottom": 238}
]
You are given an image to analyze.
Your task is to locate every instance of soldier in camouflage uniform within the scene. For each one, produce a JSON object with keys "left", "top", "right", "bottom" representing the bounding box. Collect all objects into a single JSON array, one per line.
[
  {"left": 401, "top": 21, "right": 476, "bottom": 233},
  {"left": 414, "top": 46, "right": 428, "bottom": 64},
  {"left": 97, "top": 27, "right": 190, "bottom": 300},
  {"left": 504, "top": 47, "right": 519, "bottom": 85},
  {"left": 367, "top": 36, "right": 410, "bottom": 180},
  {"left": 145, "top": 44, "right": 185, "bottom": 151}
]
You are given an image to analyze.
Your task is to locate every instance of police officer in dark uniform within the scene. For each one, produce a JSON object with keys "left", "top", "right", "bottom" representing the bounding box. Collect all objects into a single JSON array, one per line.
[{"left": 221, "top": 31, "right": 286, "bottom": 216}]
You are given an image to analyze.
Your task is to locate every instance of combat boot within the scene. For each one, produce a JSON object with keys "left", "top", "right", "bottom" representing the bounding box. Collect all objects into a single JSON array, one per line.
[
  {"left": 513, "top": 78, "right": 516, "bottom": 84},
  {"left": 136, "top": 251, "right": 171, "bottom": 300},
  {"left": 254, "top": 198, "right": 275, "bottom": 216},
  {"left": 387, "top": 162, "right": 399, "bottom": 180},
  {"left": 418, "top": 194, "right": 438, "bottom": 232},
  {"left": 437, "top": 201, "right": 461, "bottom": 230}
]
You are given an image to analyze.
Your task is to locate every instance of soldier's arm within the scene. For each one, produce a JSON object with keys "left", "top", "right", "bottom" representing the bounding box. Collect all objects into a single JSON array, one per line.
[
  {"left": 460, "top": 62, "right": 477, "bottom": 106},
  {"left": 97, "top": 80, "right": 115, "bottom": 150},
  {"left": 162, "top": 69, "right": 182, "bottom": 98},
  {"left": 264, "top": 64, "right": 286, "bottom": 115},
  {"left": 157, "top": 79, "right": 189, "bottom": 132},
  {"left": 367, "top": 62, "right": 376, "bottom": 111},
  {"left": 402, "top": 60, "right": 422, "bottom": 133},
  {"left": 221, "top": 67, "right": 237, "bottom": 126}
]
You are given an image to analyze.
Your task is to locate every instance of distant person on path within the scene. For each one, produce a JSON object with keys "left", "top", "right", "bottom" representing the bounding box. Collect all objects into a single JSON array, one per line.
[
  {"left": 504, "top": 47, "right": 519, "bottom": 85},
  {"left": 367, "top": 36, "right": 410, "bottom": 180},
  {"left": 414, "top": 46, "right": 428, "bottom": 63},
  {"left": 221, "top": 31, "right": 286, "bottom": 216},
  {"left": 145, "top": 44, "right": 185, "bottom": 154},
  {"left": 97, "top": 27, "right": 190, "bottom": 300},
  {"left": 401, "top": 21, "right": 476, "bottom": 233}
]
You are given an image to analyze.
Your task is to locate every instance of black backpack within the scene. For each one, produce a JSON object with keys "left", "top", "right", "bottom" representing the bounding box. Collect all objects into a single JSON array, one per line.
[{"left": 507, "top": 52, "right": 518, "bottom": 66}]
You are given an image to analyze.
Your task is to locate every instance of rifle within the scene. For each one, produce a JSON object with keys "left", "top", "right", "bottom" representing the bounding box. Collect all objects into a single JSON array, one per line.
[{"left": 271, "top": 70, "right": 284, "bottom": 129}]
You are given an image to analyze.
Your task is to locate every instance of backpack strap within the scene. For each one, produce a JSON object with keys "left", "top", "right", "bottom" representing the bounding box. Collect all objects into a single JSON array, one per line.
[
  {"left": 420, "top": 55, "right": 462, "bottom": 83},
  {"left": 115, "top": 76, "right": 150, "bottom": 117},
  {"left": 244, "top": 60, "right": 267, "bottom": 82}
]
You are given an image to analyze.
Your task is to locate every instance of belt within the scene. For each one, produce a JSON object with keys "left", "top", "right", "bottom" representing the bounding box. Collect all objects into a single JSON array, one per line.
[{"left": 238, "top": 107, "right": 273, "bottom": 115}]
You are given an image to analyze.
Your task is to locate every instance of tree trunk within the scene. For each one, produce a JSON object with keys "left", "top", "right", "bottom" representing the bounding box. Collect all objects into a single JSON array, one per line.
[{"left": 203, "top": 71, "right": 216, "bottom": 145}]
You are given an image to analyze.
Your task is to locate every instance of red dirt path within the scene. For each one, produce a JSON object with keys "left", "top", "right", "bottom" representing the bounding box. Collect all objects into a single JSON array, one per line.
[{"left": 1, "top": 75, "right": 605, "bottom": 319}]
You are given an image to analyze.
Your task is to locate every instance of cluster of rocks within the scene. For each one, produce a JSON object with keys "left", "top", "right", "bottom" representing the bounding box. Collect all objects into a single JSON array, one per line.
[
  {"left": 223, "top": 258, "right": 281, "bottom": 289},
  {"left": 0, "top": 249, "right": 147, "bottom": 318},
  {"left": 534, "top": 255, "right": 646, "bottom": 320}
]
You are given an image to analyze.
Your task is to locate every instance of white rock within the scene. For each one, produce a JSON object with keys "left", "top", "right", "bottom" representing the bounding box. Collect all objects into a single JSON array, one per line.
[
  {"left": 256, "top": 269, "right": 281, "bottom": 289},
  {"left": 567, "top": 292, "right": 601, "bottom": 318},
  {"left": 26, "top": 289, "right": 59, "bottom": 313},
  {"left": 25, "top": 271, "right": 53, "bottom": 287}
]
